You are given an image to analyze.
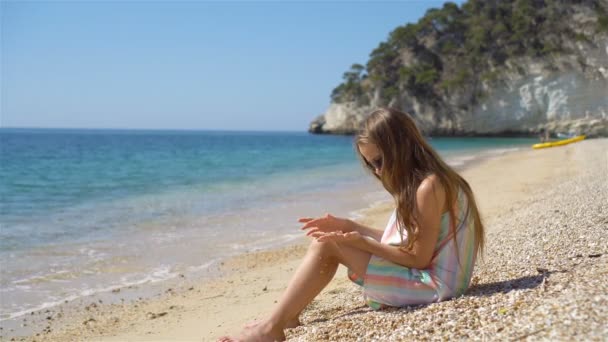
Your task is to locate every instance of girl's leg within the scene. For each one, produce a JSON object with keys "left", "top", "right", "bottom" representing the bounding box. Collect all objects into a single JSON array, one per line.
[
  {"left": 269, "top": 239, "right": 371, "bottom": 327},
  {"left": 220, "top": 239, "right": 371, "bottom": 342}
]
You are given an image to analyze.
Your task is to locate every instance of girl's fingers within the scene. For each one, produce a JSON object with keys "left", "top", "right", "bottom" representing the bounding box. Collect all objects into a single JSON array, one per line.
[
  {"left": 300, "top": 218, "right": 328, "bottom": 230},
  {"left": 311, "top": 231, "right": 337, "bottom": 238},
  {"left": 299, "top": 216, "right": 340, "bottom": 232},
  {"left": 299, "top": 214, "right": 335, "bottom": 223},
  {"left": 313, "top": 231, "right": 346, "bottom": 241},
  {"left": 317, "top": 234, "right": 344, "bottom": 242},
  {"left": 299, "top": 218, "right": 321, "bottom": 228},
  {"left": 305, "top": 228, "right": 319, "bottom": 236},
  {"left": 300, "top": 222, "right": 317, "bottom": 230}
]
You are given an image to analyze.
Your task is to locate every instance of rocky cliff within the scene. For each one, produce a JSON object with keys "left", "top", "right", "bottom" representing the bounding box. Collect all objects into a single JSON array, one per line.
[{"left": 309, "top": 0, "right": 608, "bottom": 137}]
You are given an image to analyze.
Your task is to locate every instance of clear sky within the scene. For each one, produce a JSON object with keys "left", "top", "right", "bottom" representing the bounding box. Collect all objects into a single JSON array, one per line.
[{"left": 1, "top": 0, "right": 463, "bottom": 131}]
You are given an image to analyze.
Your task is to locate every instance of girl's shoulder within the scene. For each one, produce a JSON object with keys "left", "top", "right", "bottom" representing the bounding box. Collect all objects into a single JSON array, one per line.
[
  {"left": 417, "top": 173, "right": 444, "bottom": 195},
  {"left": 416, "top": 174, "right": 446, "bottom": 207},
  {"left": 417, "top": 173, "right": 455, "bottom": 214}
]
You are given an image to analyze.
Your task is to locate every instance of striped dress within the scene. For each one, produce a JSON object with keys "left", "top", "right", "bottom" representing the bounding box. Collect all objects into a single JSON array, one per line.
[{"left": 348, "top": 189, "right": 477, "bottom": 309}]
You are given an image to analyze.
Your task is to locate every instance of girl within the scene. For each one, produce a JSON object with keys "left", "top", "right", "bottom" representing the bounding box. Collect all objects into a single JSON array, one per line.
[{"left": 220, "top": 108, "right": 484, "bottom": 342}]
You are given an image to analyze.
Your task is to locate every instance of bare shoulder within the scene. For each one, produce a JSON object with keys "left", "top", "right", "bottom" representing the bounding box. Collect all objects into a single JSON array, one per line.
[
  {"left": 418, "top": 174, "right": 445, "bottom": 196},
  {"left": 417, "top": 174, "right": 447, "bottom": 210}
]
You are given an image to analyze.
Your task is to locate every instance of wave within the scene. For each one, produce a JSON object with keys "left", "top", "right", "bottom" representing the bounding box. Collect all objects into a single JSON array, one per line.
[{"left": 0, "top": 265, "right": 180, "bottom": 321}]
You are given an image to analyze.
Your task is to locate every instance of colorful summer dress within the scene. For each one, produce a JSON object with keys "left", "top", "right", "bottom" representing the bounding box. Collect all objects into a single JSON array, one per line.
[{"left": 348, "top": 190, "right": 477, "bottom": 309}]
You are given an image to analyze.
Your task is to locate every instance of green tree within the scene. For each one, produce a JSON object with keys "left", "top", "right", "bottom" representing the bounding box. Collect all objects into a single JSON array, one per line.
[{"left": 328, "top": 0, "right": 606, "bottom": 112}]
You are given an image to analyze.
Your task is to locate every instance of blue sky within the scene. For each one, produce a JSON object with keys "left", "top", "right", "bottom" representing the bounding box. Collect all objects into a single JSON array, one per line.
[{"left": 2, "top": 0, "right": 462, "bottom": 131}]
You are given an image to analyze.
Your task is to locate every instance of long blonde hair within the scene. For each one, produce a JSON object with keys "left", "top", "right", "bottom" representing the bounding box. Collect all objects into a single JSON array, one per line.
[{"left": 355, "top": 107, "right": 484, "bottom": 257}]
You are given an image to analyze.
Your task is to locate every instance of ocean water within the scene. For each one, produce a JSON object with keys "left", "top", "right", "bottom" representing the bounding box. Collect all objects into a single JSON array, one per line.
[{"left": 0, "top": 128, "right": 536, "bottom": 320}]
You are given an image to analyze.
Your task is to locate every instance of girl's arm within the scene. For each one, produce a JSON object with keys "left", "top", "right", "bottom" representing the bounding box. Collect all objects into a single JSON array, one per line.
[
  {"left": 315, "top": 175, "right": 445, "bottom": 269},
  {"left": 349, "top": 236, "right": 428, "bottom": 269},
  {"left": 299, "top": 215, "right": 384, "bottom": 241},
  {"left": 345, "top": 219, "right": 384, "bottom": 241}
]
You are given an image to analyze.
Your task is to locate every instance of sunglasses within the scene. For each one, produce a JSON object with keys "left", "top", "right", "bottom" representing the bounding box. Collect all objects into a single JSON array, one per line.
[{"left": 369, "top": 156, "right": 383, "bottom": 171}]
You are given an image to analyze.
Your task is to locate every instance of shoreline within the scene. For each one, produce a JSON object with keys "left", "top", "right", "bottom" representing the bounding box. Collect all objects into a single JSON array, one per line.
[
  {"left": 0, "top": 136, "right": 532, "bottom": 328},
  {"left": 0, "top": 142, "right": 519, "bottom": 324},
  {"left": 3, "top": 139, "right": 606, "bottom": 341}
]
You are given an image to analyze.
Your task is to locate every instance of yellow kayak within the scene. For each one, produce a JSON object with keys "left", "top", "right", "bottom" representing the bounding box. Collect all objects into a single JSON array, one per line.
[{"left": 532, "top": 135, "right": 586, "bottom": 149}]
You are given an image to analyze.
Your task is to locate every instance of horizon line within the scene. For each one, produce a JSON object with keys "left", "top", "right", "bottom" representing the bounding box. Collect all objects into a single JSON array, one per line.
[{"left": 0, "top": 126, "right": 309, "bottom": 133}]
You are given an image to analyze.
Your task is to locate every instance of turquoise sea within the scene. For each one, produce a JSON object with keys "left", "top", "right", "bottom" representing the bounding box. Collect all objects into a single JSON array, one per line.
[{"left": 0, "top": 128, "right": 536, "bottom": 321}]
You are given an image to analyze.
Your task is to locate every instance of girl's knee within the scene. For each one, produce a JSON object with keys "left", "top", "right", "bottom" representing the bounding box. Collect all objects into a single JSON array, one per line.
[{"left": 308, "top": 239, "right": 338, "bottom": 258}]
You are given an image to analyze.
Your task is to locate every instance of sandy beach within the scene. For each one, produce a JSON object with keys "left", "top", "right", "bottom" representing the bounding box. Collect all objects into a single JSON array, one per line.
[{"left": 3, "top": 138, "right": 606, "bottom": 342}]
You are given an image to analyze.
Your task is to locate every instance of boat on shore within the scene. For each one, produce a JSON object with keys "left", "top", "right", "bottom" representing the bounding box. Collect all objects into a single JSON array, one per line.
[{"left": 532, "top": 135, "right": 586, "bottom": 149}]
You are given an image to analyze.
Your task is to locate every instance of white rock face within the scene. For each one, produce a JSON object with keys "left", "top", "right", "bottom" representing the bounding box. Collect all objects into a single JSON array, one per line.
[
  {"left": 323, "top": 103, "right": 354, "bottom": 131},
  {"left": 311, "top": 22, "right": 608, "bottom": 137},
  {"left": 469, "top": 71, "right": 608, "bottom": 133},
  {"left": 320, "top": 103, "right": 372, "bottom": 134},
  {"left": 312, "top": 43, "right": 608, "bottom": 136}
]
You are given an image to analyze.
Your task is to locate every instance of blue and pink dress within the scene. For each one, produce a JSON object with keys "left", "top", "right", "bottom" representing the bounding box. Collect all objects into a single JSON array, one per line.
[{"left": 348, "top": 190, "right": 478, "bottom": 309}]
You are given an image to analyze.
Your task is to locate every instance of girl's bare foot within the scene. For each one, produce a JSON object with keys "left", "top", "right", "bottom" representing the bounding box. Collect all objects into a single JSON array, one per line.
[
  {"left": 218, "top": 320, "right": 286, "bottom": 342},
  {"left": 245, "top": 317, "right": 301, "bottom": 329}
]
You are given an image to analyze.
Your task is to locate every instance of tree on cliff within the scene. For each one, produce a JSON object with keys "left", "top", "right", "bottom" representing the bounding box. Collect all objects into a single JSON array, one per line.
[{"left": 330, "top": 0, "right": 608, "bottom": 108}]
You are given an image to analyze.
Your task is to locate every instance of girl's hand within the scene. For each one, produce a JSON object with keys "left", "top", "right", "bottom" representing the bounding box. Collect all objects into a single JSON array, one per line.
[
  {"left": 298, "top": 214, "right": 350, "bottom": 237},
  {"left": 309, "top": 230, "right": 362, "bottom": 244}
]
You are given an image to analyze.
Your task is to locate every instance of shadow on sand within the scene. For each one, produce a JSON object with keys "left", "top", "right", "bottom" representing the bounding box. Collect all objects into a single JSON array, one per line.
[
  {"left": 466, "top": 271, "right": 552, "bottom": 297},
  {"left": 326, "top": 270, "right": 558, "bottom": 321}
]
